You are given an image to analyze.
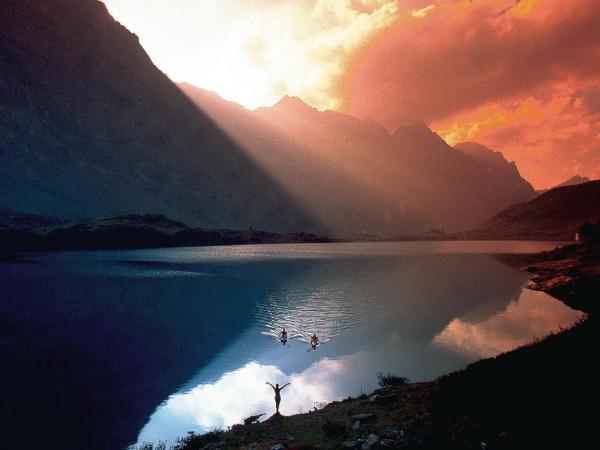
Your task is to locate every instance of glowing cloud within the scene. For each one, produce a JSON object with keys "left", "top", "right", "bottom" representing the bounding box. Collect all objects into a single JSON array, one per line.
[
  {"left": 101, "top": 0, "right": 398, "bottom": 109},
  {"left": 341, "top": 0, "right": 600, "bottom": 187}
]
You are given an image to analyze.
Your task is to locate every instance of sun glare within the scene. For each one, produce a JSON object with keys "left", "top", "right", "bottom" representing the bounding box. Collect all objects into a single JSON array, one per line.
[{"left": 101, "top": 0, "right": 398, "bottom": 109}]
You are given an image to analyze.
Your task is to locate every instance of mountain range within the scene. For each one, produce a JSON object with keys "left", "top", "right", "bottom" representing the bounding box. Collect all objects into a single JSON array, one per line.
[
  {"left": 1, "top": 0, "right": 537, "bottom": 238},
  {"left": 181, "top": 85, "right": 536, "bottom": 235}
]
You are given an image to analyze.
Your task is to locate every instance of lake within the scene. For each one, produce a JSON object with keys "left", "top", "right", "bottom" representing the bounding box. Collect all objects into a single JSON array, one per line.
[{"left": 0, "top": 241, "right": 583, "bottom": 450}]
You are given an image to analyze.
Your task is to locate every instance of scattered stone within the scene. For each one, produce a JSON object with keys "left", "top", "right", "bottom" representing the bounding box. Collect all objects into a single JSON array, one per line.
[
  {"left": 352, "top": 421, "right": 361, "bottom": 431},
  {"left": 362, "top": 434, "right": 379, "bottom": 450},
  {"left": 271, "top": 444, "right": 286, "bottom": 450},
  {"left": 343, "top": 441, "right": 357, "bottom": 448},
  {"left": 352, "top": 413, "right": 376, "bottom": 422}
]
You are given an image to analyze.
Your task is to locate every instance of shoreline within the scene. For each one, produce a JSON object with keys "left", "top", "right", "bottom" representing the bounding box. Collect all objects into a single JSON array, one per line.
[
  {"left": 145, "top": 243, "right": 597, "bottom": 450},
  {"left": 2, "top": 238, "right": 571, "bottom": 256}
]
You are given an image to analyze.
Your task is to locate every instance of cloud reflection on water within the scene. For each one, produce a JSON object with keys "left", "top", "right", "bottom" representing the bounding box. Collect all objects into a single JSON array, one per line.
[
  {"left": 137, "top": 286, "right": 583, "bottom": 446},
  {"left": 134, "top": 249, "right": 583, "bottom": 446},
  {"left": 434, "top": 289, "right": 583, "bottom": 358}
]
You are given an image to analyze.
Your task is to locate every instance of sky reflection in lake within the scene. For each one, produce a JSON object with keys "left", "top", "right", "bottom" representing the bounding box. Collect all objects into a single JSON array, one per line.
[{"left": 135, "top": 245, "right": 582, "bottom": 445}]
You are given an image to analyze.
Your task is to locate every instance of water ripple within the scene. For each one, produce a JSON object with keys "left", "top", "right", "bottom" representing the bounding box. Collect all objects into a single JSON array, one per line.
[{"left": 255, "top": 287, "right": 374, "bottom": 344}]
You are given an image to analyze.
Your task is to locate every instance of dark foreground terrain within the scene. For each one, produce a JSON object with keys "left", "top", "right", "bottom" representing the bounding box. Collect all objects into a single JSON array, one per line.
[{"left": 142, "top": 243, "right": 597, "bottom": 450}]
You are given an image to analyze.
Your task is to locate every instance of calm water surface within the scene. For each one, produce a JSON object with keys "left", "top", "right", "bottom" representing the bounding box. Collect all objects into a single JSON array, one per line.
[{"left": 0, "top": 242, "right": 583, "bottom": 449}]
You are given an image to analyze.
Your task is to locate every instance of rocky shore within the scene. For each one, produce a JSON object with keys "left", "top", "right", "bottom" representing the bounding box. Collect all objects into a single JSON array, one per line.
[{"left": 139, "top": 243, "right": 598, "bottom": 450}]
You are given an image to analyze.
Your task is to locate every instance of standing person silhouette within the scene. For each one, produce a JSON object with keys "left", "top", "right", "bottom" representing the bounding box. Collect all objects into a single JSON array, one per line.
[
  {"left": 266, "top": 382, "right": 290, "bottom": 413},
  {"left": 310, "top": 333, "right": 319, "bottom": 350}
]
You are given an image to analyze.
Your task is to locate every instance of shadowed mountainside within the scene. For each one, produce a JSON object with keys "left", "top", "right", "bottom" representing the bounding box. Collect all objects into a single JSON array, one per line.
[
  {"left": 0, "top": 0, "right": 320, "bottom": 234},
  {"left": 181, "top": 84, "right": 536, "bottom": 236},
  {"left": 460, "top": 180, "right": 600, "bottom": 240}
]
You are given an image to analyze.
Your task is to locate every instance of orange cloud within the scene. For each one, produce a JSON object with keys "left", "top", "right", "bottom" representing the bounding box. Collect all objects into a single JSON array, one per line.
[
  {"left": 341, "top": 0, "right": 600, "bottom": 187},
  {"left": 433, "top": 88, "right": 600, "bottom": 188}
]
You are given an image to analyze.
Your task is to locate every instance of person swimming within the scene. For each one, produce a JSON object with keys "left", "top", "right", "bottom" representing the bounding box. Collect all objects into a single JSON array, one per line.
[
  {"left": 266, "top": 381, "right": 290, "bottom": 413},
  {"left": 310, "top": 333, "right": 319, "bottom": 350},
  {"left": 279, "top": 328, "right": 288, "bottom": 345}
]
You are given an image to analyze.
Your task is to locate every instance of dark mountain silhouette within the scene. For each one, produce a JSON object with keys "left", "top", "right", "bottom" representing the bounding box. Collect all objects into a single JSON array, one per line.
[
  {"left": 0, "top": 212, "right": 330, "bottom": 251},
  {"left": 536, "top": 175, "right": 592, "bottom": 195},
  {"left": 461, "top": 180, "right": 600, "bottom": 240},
  {"left": 182, "top": 84, "right": 536, "bottom": 235},
  {"left": 0, "top": 0, "right": 320, "bottom": 233}
]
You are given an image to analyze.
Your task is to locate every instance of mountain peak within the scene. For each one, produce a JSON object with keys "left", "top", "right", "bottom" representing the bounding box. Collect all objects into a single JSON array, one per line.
[
  {"left": 537, "top": 175, "right": 593, "bottom": 195},
  {"left": 557, "top": 175, "right": 591, "bottom": 187},
  {"left": 392, "top": 122, "right": 449, "bottom": 150},
  {"left": 393, "top": 122, "right": 432, "bottom": 136},
  {"left": 272, "top": 95, "right": 314, "bottom": 111}
]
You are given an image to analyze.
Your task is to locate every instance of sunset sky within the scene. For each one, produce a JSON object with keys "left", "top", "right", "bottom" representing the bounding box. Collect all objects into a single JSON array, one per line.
[{"left": 101, "top": 0, "right": 600, "bottom": 189}]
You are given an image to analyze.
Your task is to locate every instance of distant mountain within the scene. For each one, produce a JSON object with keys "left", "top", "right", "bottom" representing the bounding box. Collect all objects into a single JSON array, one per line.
[
  {"left": 536, "top": 175, "right": 592, "bottom": 195},
  {"left": 460, "top": 181, "right": 600, "bottom": 240},
  {"left": 0, "top": 211, "right": 66, "bottom": 231},
  {"left": 0, "top": 213, "right": 331, "bottom": 252},
  {"left": 182, "top": 84, "right": 536, "bottom": 235},
  {"left": 0, "top": 0, "right": 319, "bottom": 233}
]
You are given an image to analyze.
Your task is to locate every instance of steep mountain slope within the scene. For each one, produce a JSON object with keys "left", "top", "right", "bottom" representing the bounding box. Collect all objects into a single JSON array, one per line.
[
  {"left": 179, "top": 84, "right": 407, "bottom": 236},
  {"left": 0, "top": 0, "right": 319, "bottom": 233},
  {"left": 536, "top": 175, "right": 592, "bottom": 195},
  {"left": 463, "top": 181, "right": 600, "bottom": 240},
  {"left": 182, "top": 84, "right": 536, "bottom": 235}
]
